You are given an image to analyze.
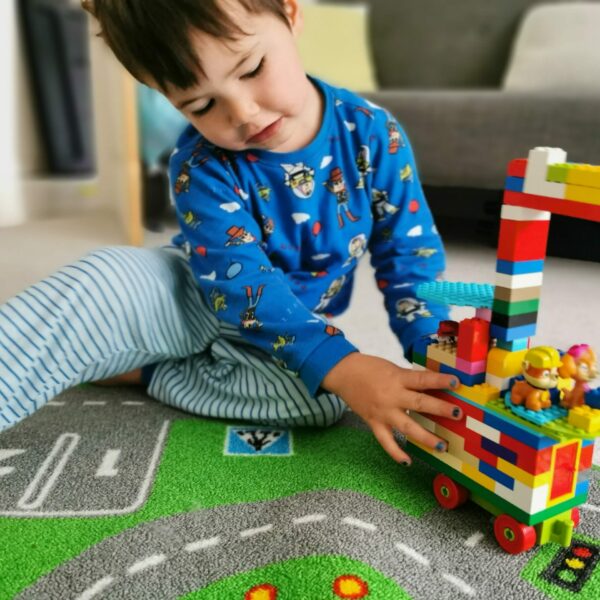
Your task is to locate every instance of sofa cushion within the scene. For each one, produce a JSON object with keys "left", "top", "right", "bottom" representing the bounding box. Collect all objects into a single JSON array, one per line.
[
  {"left": 502, "top": 2, "right": 600, "bottom": 91},
  {"left": 325, "top": 0, "right": 585, "bottom": 89}
]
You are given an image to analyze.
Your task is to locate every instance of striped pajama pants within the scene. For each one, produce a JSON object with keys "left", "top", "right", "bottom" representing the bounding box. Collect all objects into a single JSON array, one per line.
[{"left": 0, "top": 246, "right": 346, "bottom": 433}]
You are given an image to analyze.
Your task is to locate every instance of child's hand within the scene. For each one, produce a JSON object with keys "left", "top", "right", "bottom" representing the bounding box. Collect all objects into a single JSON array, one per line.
[{"left": 321, "top": 352, "right": 462, "bottom": 465}]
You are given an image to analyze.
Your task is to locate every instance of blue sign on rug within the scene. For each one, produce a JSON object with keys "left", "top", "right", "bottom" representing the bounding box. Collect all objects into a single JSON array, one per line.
[{"left": 224, "top": 426, "right": 293, "bottom": 456}]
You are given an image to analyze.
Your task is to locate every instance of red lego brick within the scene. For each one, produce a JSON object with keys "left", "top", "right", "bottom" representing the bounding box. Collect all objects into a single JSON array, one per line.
[
  {"left": 463, "top": 433, "right": 500, "bottom": 468},
  {"left": 504, "top": 190, "right": 600, "bottom": 223},
  {"left": 507, "top": 158, "right": 527, "bottom": 178},
  {"left": 457, "top": 318, "right": 490, "bottom": 362},
  {"left": 549, "top": 441, "right": 578, "bottom": 500},
  {"left": 499, "top": 431, "right": 553, "bottom": 475},
  {"left": 579, "top": 443, "right": 594, "bottom": 470},
  {"left": 496, "top": 218, "right": 550, "bottom": 262}
]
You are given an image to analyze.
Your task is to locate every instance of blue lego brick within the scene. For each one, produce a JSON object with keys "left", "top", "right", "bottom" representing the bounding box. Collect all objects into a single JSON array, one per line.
[
  {"left": 585, "top": 388, "right": 600, "bottom": 409},
  {"left": 495, "top": 259, "right": 545, "bottom": 275},
  {"left": 479, "top": 460, "right": 515, "bottom": 490},
  {"left": 504, "top": 394, "right": 567, "bottom": 425},
  {"left": 505, "top": 176, "right": 525, "bottom": 192},
  {"left": 439, "top": 362, "right": 486, "bottom": 386},
  {"left": 496, "top": 338, "right": 529, "bottom": 351},
  {"left": 416, "top": 281, "right": 494, "bottom": 309},
  {"left": 490, "top": 322, "right": 537, "bottom": 342},
  {"left": 483, "top": 410, "right": 557, "bottom": 450},
  {"left": 413, "top": 336, "right": 435, "bottom": 358},
  {"left": 581, "top": 438, "right": 595, "bottom": 449},
  {"left": 575, "top": 479, "right": 590, "bottom": 498},
  {"left": 481, "top": 437, "right": 518, "bottom": 464}
]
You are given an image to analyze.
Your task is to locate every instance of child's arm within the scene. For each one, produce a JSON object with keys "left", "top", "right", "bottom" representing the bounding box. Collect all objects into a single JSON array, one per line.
[{"left": 322, "top": 352, "right": 462, "bottom": 464}]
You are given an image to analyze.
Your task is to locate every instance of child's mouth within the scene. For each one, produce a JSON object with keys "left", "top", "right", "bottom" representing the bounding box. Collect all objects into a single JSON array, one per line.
[{"left": 247, "top": 117, "right": 283, "bottom": 145}]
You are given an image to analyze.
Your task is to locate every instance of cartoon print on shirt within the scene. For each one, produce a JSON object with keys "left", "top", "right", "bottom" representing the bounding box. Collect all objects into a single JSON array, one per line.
[
  {"left": 272, "top": 333, "right": 296, "bottom": 352},
  {"left": 225, "top": 225, "right": 256, "bottom": 246},
  {"left": 175, "top": 162, "right": 191, "bottom": 195},
  {"left": 210, "top": 288, "right": 227, "bottom": 312},
  {"left": 355, "top": 145, "right": 375, "bottom": 189},
  {"left": 413, "top": 247, "right": 438, "bottom": 258},
  {"left": 324, "top": 167, "right": 360, "bottom": 228},
  {"left": 354, "top": 106, "right": 375, "bottom": 119},
  {"left": 386, "top": 119, "right": 405, "bottom": 154},
  {"left": 261, "top": 215, "right": 275, "bottom": 239},
  {"left": 182, "top": 210, "right": 202, "bottom": 230},
  {"left": 395, "top": 297, "right": 432, "bottom": 322},
  {"left": 343, "top": 233, "right": 367, "bottom": 266},
  {"left": 281, "top": 162, "right": 316, "bottom": 199},
  {"left": 325, "top": 324, "right": 342, "bottom": 336},
  {"left": 257, "top": 184, "right": 272, "bottom": 202},
  {"left": 371, "top": 188, "right": 399, "bottom": 221},
  {"left": 240, "top": 284, "right": 265, "bottom": 329},
  {"left": 314, "top": 275, "right": 346, "bottom": 312},
  {"left": 400, "top": 164, "right": 413, "bottom": 182}
]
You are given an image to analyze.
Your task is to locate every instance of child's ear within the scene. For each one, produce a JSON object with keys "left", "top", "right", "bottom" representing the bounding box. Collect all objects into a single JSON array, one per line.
[{"left": 283, "top": 0, "right": 304, "bottom": 37}]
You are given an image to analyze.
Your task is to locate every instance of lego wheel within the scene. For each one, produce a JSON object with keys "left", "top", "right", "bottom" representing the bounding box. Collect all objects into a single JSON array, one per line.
[
  {"left": 432, "top": 473, "right": 469, "bottom": 509},
  {"left": 571, "top": 507, "right": 580, "bottom": 528},
  {"left": 493, "top": 514, "right": 536, "bottom": 554}
]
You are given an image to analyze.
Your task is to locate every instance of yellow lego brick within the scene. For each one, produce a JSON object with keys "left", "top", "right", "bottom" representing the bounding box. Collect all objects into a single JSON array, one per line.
[
  {"left": 426, "top": 341, "right": 457, "bottom": 368},
  {"left": 568, "top": 405, "right": 600, "bottom": 434},
  {"left": 408, "top": 437, "right": 464, "bottom": 471},
  {"left": 565, "top": 183, "right": 600, "bottom": 206},
  {"left": 461, "top": 461, "right": 496, "bottom": 492},
  {"left": 566, "top": 164, "right": 600, "bottom": 188},
  {"left": 486, "top": 348, "right": 527, "bottom": 379},
  {"left": 496, "top": 457, "right": 552, "bottom": 488},
  {"left": 455, "top": 383, "right": 500, "bottom": 405}
]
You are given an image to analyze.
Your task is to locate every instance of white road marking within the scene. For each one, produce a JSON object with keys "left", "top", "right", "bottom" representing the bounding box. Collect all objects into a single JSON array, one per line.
[
  {"left": 442, "top": 573, "right": 476, "bottom": 596},
  {"left": 464, "top": 531, "right": 485, "bottom": 547},
  {"left": 83, "top": 401, "right": 106, "bottom": 406},
  {"left": 122, "top": 401, "right": 145, "bottom": 406},
  {"left": 341, "top": 516, "right": 377, "bottom": 531},
  {"left": 17, "top": 433, "right": 79, "bottom": 510},
  {"left": 47, "top": 401, "right": 66, "bottom": 406},
  {"left": 128, "top": 554, "right": 167, "bottom": 574},
  {"left": 395, "top": 542, "right": 430, "bottom": 566},
  {"left": 0, "top": 449, "right": 26, "bottom": 477},
  {"left": 581, "top": 503, "right": 600, "bottom": 512},
  {"left": 293, "top": 513, "right": 327, "bottom": 525},
  {"left": 95, "top": 450, "right": 121, "bottom": 477},
  {"left": 240, "top": 524, "right": 273, "bottom": 538},
  {"left": 185, "top": 536, "right": 221, "bottom": 552},
  {"left": 75, "top": 576, "right": 114, "bottom": 599}
]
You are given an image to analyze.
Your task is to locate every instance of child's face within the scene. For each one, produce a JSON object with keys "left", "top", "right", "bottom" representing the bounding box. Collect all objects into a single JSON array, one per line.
[{"left": 157, "top": 0, "right": 320, "bottom": 153}]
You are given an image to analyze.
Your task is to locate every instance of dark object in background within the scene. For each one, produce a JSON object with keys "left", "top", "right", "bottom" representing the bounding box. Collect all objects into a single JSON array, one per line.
[
  {"left": 142, "top": 151, "right": 177, "bottom": 232},
  {"left": 19, "top": 0, "right": 95, "bottom": 175}
]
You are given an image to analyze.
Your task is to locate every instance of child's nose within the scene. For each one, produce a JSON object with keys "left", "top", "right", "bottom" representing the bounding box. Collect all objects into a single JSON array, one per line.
[{"left": 227, "top": 95, "right": 260, "bottom": 128}]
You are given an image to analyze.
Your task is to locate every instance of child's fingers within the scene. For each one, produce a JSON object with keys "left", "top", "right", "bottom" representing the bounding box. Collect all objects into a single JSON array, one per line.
[
  {"left": 401, "top": 369, "right": 459, "bottom": 392},
  {"left": 396, "top": 412, "right": 448, "bottom": 453},
  {"left": 371, "top": 423, "right": 412, "bottom": 465},
  {"left": 403, "top": 389, "right": 463, "bottom": 420}
]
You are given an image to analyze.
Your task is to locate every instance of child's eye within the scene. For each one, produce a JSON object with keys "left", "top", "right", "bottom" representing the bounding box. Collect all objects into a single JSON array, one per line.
[
  {"left": 192, "top": 99, "right": 215, "bottom": 117},
  {"left": 242, "top": 58, "right": 265, "bottom": 79}
]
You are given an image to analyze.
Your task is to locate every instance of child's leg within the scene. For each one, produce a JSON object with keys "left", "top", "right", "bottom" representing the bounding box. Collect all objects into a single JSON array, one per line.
[{"left": 0, "top": 246, "right": 219, "bottom": 432}]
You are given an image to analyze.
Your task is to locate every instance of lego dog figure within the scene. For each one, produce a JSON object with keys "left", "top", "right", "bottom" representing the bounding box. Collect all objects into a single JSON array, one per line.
[{"left": 558, "top": 344, "right": 598, "bottom": 409}]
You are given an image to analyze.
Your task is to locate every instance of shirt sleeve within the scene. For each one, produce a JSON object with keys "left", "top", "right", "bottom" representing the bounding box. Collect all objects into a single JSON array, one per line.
[
  {"left": 367, "top": 114, "right": 450, "bottom": 359},
  {"left": 170, "top": 144, "right": 357, "bottom": 395}
]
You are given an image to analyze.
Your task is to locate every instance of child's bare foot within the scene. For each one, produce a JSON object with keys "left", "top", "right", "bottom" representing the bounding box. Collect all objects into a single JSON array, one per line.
[{"left": 93, "top": 368, "right": 143, "bottom": 386}]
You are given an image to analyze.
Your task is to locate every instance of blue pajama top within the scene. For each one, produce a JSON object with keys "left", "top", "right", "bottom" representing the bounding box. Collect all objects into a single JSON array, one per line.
[{"left": 170, "top": 77, "right": 449, "bottom": 395}]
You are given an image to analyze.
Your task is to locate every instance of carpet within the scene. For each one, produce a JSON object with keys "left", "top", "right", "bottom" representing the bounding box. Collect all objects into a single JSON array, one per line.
[{"left": 1, "top": 385, "right": 599, "bottom": 600}]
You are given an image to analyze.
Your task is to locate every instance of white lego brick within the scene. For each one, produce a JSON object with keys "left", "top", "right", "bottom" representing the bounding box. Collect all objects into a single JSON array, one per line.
[
  {"left": 523, "top": 147, "right": 567, "bottom": 199},
  {"left": 495, "top": 271, "right": 543, "bottom": 289},
  {"left": 495, "top": 478, "right": 549, "bottom": 514},
  {"left": 410, "top": 411, "right": 437, "bottom": 433},
  {"left": 485, "top": 372, "right": 513, "bottom": 392},
  {"left": 465, "top": 415, "right": 501, "bottom": 443},
  {"left": 500, "top": 204, "right": 551, "bottom": 222}
]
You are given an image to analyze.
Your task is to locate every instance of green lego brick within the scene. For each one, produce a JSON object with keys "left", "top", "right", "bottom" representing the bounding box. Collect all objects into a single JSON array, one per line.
[
  {"left": 493, "top": 298, "right": 540, "bottom": 317},
  {"left": 546, "top": 164, "right": 570, "bottom": 183},
  {"left": 413, "top": 352, "right": 427, "bottom": 367}
]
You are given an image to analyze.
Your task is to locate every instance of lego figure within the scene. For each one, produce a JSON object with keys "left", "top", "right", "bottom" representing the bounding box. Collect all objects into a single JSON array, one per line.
[
  {"left": 558, "top": 344, "right": 598, "bottom": 409},
  {"left": 510, "top": 346, "right": 562, "bottom": 411}
]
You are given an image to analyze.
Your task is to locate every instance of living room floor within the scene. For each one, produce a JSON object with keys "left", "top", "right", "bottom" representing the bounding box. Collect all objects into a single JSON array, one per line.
[{"left": 1, "top": 211, "right": 598, "bottom": 369}]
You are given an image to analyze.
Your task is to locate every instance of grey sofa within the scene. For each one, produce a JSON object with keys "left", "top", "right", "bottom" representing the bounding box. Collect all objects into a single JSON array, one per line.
[{"left": 328, "top": 0, "right": 600, "bottom": 258}]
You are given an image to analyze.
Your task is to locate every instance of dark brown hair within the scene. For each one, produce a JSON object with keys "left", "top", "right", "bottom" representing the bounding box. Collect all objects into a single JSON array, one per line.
[{"left": 81, "top": 0, "right": 288, "bottom": 90}]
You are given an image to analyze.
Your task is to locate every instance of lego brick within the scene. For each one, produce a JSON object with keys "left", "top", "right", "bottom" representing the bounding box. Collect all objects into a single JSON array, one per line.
[
  {"left": 491, "top": 310, "right": 538, "bottom": 330},
  {"left": 504, "top": 189, "right": 600, "bottom": 222},
  {"left": 426, "top": 341, "right": 457, "bottom": 369},
  {"left": 454, "top": 383, "right": 500, "bottom": 405},
  {"left": 499, "top": 432, "right": 553, "bottom": 475},
  {"left": 426, "top": 357, "right": 441, "bottom": 372},
  {"left": 475, "top": 307, "right": 492, "bottom": 321},
  {"left": 481, "top": 437, "right": 517, "bottom": 464},
  {"left": 461, "top": 461, "right": 497, "bottom": 492},
  {"left": 479, "top": 460, "right": 515, "bottom": 490},
  {"left": 494, "top": 285, "right": 542, "bottom": 302},
  {"left": 568, "top": 406, "right": 600, "bottom": 434},
  {"left": 466, "top": 415, "right": 501, "bottom": 443},
  {"left": 413, "top": 336, "right": 435, "bottom": 357},
  {"left": 416, "top": 281, "right": 494, "bottom": 309},
  {"left": 456, "top": 317, "right": 490, "bottom": 362},
  {"left": 497, "top": 218, "right": 550, "bottom": 262},
  {"left": 494, "top": 477, "right": 550, "bottom": 515},
  {"left": 440, "top": 363, "right": 486, "bottom": 386},
  {"left": 585, "top": 388, "right": 600, "bottom": 409},
  {"left": 507, "top": 158, "right": 527, "bottom": 178},
  {"left": 496, "top": 457, "right": 552, "bottom": 487},
  {"left": 565, "top": 164, "right": 600, "bottom": 187},
  {"left": 485, "top": 372, "right": 513, "bottom": 392},
  {"left": 505, "top": 176, "right": 524, "bottom": 192},
  {"left": 523, "top": 147, "right": 567, "bottom": 199},
  {"left": 455, "top": 357, "right": 486, "bottom": 375},
  {"left": 492, "top": 297, "right": 540, "bottom": 316},
  {"left": 486, "top": 348, "right": 527, "bottom": 379},
  {"left": 413, "top": 352, "right": 427, "bottom": 367},
  {"left": 490, "top": 322, "right": 537, "bottom": 342},
  {"left": 579, "top": 439, "right": 594, "bottom": 470},
  {"left": 495, "top": 271, "right": 544, "bottom": 290},
  {"left": 496, "top": 338, "right": 530, "bottom": 351},
  {"left": 500, "top": 204, "right": 551, "bottom": 222},
  {"left": 565, "top": 183, "right": 600, "bottom": 205},
  {"left": 483, "top": 407, "right": 557, "bottom": 450},
  {"left": 495, "top": 259, "right": 545, "bottom": 276},
  {"left": 546, "top": 163, "right": 570, "bottom": 183},
  {"left": 463, "top": 432, "right": 499, "bottom": 468},
  {"left": 549, "top": 440, "right": 579, "bottom": 502}
]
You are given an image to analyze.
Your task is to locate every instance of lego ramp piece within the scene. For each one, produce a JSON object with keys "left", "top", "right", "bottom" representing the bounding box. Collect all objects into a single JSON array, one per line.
[{"left": 416, "top": 281, "right": 494, "bottom": 308}]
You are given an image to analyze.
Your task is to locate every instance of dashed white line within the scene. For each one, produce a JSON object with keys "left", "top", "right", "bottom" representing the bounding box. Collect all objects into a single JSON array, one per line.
[
  {"left": 293, "top": 513, "right": 327, "bottom": 525},
  {"left": 464, "top": 531, "right": 485, "bottom": 547},
  {"left": 47, "top": 401, "right": 66, "bottom": 406},
  {"left": 95, "top": 450, "right": 121, "bottom": 477},
  {"left": 394, "top": 542, "right": 430, "bottom": 567},
  {"left": 122, "top": 401, "right": 145, "bottom": 406},
  {"left": 581, "top": 503, "right": 600, "bottom": 512},
  {"left": 185, "top": 536, "right": 221, "bottom": 552},
  {"left": 240, "top": 524, "right": 273, "bottom": 538},
  {"left": 442, "top": 573, "right": 476, "bottom": 596},
  {"left": 83, "top": 401, "right": 106, "bottom": 406},
  {"left": 341, "top": 516, "right": 377, "bottom": 531},
  {"left": 128, "top": 554, "right": 167, "bottom": 574},
  {"left": 75, "top": 576, "right": 114, "bottom": 599}
]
